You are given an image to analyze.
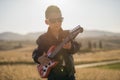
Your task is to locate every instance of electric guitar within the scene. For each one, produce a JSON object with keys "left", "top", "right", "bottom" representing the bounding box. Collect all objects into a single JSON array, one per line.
[{"left": 37, "top": 25, "right": 83, "bottom": 78}]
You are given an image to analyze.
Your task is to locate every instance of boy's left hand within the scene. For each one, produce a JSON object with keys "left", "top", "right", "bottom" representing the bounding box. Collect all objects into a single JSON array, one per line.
[{"left": 63, "top": 41, "right": 71, "bottom": 49}]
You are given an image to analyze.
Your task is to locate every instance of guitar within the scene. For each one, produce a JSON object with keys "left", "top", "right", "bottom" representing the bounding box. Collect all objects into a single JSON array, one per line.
[{"left": 37, "top": 25, "right": 83, "bottom": 78}]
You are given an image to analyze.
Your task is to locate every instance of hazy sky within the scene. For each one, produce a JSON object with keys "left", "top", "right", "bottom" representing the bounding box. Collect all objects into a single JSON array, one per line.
[{"left": 0, "top": 0, "right": 120, "bottom": 34}]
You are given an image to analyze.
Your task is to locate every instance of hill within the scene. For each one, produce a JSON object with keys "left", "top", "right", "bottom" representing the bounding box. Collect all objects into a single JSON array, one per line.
[
  {"left": 0, "top": 32, "right": 43, "bottom": 41},
  {"left": 0, "top": 30, "right": 120, "bottom": 41},
  {"left": 79, "top": 30, "right": 120, "bottom": 38}
]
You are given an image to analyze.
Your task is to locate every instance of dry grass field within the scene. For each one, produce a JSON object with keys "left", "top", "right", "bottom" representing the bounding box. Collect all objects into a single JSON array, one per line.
[
  {"left": 0, "top": 42, "right": 120, "bottom": 80},
  {"left": 0, "top": 65, "right": 120, "bottom": 80},
  {"left": 75, "top": 68, "right": 120, "bottom": 80},
  {"left": 74, "top": 49, "right": 120, "bottom": 64}
]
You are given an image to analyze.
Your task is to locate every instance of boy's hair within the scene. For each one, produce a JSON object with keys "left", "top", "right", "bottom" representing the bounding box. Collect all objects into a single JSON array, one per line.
[{"left": 45, "top": 5, "right": 62, "bottom": 19}]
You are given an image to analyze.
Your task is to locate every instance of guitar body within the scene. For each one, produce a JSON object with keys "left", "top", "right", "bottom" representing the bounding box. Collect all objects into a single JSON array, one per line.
[{"left": 37, "top": 46, "right": 58, "bottom": 78}]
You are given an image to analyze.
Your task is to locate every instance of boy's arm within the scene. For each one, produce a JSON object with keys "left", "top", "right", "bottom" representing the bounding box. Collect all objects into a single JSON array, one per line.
[
  {"left": 32, "top": 47, "right": 43, "bottom": 64},
  {"left": 32, "top": 35, "right": 45, "bottom": 64},
  {"left": 63, "top": 41, "right": 80, "bottom": 54}
]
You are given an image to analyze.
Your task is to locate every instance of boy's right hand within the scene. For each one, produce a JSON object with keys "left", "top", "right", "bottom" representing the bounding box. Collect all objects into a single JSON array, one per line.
[{"left": 38, "top": 52, "right": 50, "bottom": 65}]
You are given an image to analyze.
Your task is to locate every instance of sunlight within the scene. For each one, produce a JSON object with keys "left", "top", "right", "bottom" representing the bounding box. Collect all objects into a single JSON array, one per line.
[
  {"left": 40, "top": 0, "right": 66, "bottom": 8},
  {"left": 39, "top": 0, "right": 67, "bottom": 16},
  {"left": 0, "top": 0, "right": 120, "bottom": 33}
]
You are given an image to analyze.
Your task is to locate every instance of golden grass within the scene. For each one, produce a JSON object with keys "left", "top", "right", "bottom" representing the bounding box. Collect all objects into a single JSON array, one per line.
[
  {"left": 0, "top": 45, "right": 120, "bottom": 80},
  {"left": 0, "top": 46, "right": 35, "bottom": 62},
  {"left": 0, "top": 45, "right": 120, "bottom": 63},
  {"left": 75, "top": 68, "right": 120, "bottom": 80},
  {"left": 0, "top": 65, "right": 120, "bottom": 80},
  {"left": 74, "top": 49, "right": 120, "bottom": 64},
  {"left": 0, "top": 65, "right": 42, "bottom": 80}
]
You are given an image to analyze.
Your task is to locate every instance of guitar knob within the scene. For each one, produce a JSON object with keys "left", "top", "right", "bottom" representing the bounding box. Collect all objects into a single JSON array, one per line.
[
  {"left": 43, "top": 69, "right": 46, "bottom": 72},
  {"left": 48, "top": 62, "right": 51, "bottom": 65},
  {"left": 45, "top": 65, "right": 48, "bottom": 68}
]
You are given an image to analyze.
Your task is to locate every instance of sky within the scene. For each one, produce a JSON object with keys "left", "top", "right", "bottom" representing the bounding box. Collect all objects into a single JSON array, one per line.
[{"left": 0, "top": 0, "right": 120, "bottom": 34}]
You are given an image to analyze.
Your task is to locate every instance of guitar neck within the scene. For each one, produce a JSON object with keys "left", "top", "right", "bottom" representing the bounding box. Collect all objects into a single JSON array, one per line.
[
  {"left": 48, "top": 36, "right": 70, "bottom": 58},
  {"left": 48, "top": 25, "right": 83, "bottom": 59}
]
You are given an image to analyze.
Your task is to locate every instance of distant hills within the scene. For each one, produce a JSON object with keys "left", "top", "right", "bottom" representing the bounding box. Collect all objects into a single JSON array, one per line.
[
  {"left": 0, "top": 30, "right": 120, "bottom": 41},
  {"left": 0, "top": 32, "right": 43, "bottom": 41},
  {"left": 79, "top": 30, "right": 120, "bottom": 38}
]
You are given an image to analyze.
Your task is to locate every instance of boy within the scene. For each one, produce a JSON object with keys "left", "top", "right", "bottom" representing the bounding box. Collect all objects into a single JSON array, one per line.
[{"left": 32, "top": 5, "right": 80, "bottom": 80}]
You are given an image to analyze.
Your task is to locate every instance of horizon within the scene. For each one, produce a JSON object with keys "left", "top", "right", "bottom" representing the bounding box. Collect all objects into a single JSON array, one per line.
[
  {"left": 0, "top": 29, "right": 120, "bottom": 35},
  {"left": 0, "top": 0, "right": 120, "bottom": 34}
]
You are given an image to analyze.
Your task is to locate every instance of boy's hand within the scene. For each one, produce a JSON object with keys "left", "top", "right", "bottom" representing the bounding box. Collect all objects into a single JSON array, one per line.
[
  {"left": 38, "top": 52, "right": 50, "bottom": 65},
  {"left": 63, "top": 41, "right": 72, "bottom": 49}
]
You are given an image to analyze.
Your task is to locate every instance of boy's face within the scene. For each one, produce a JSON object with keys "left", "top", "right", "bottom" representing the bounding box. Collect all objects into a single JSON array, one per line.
[{"left": 45, "top": 12, "right": 63, "bottom": 32}]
